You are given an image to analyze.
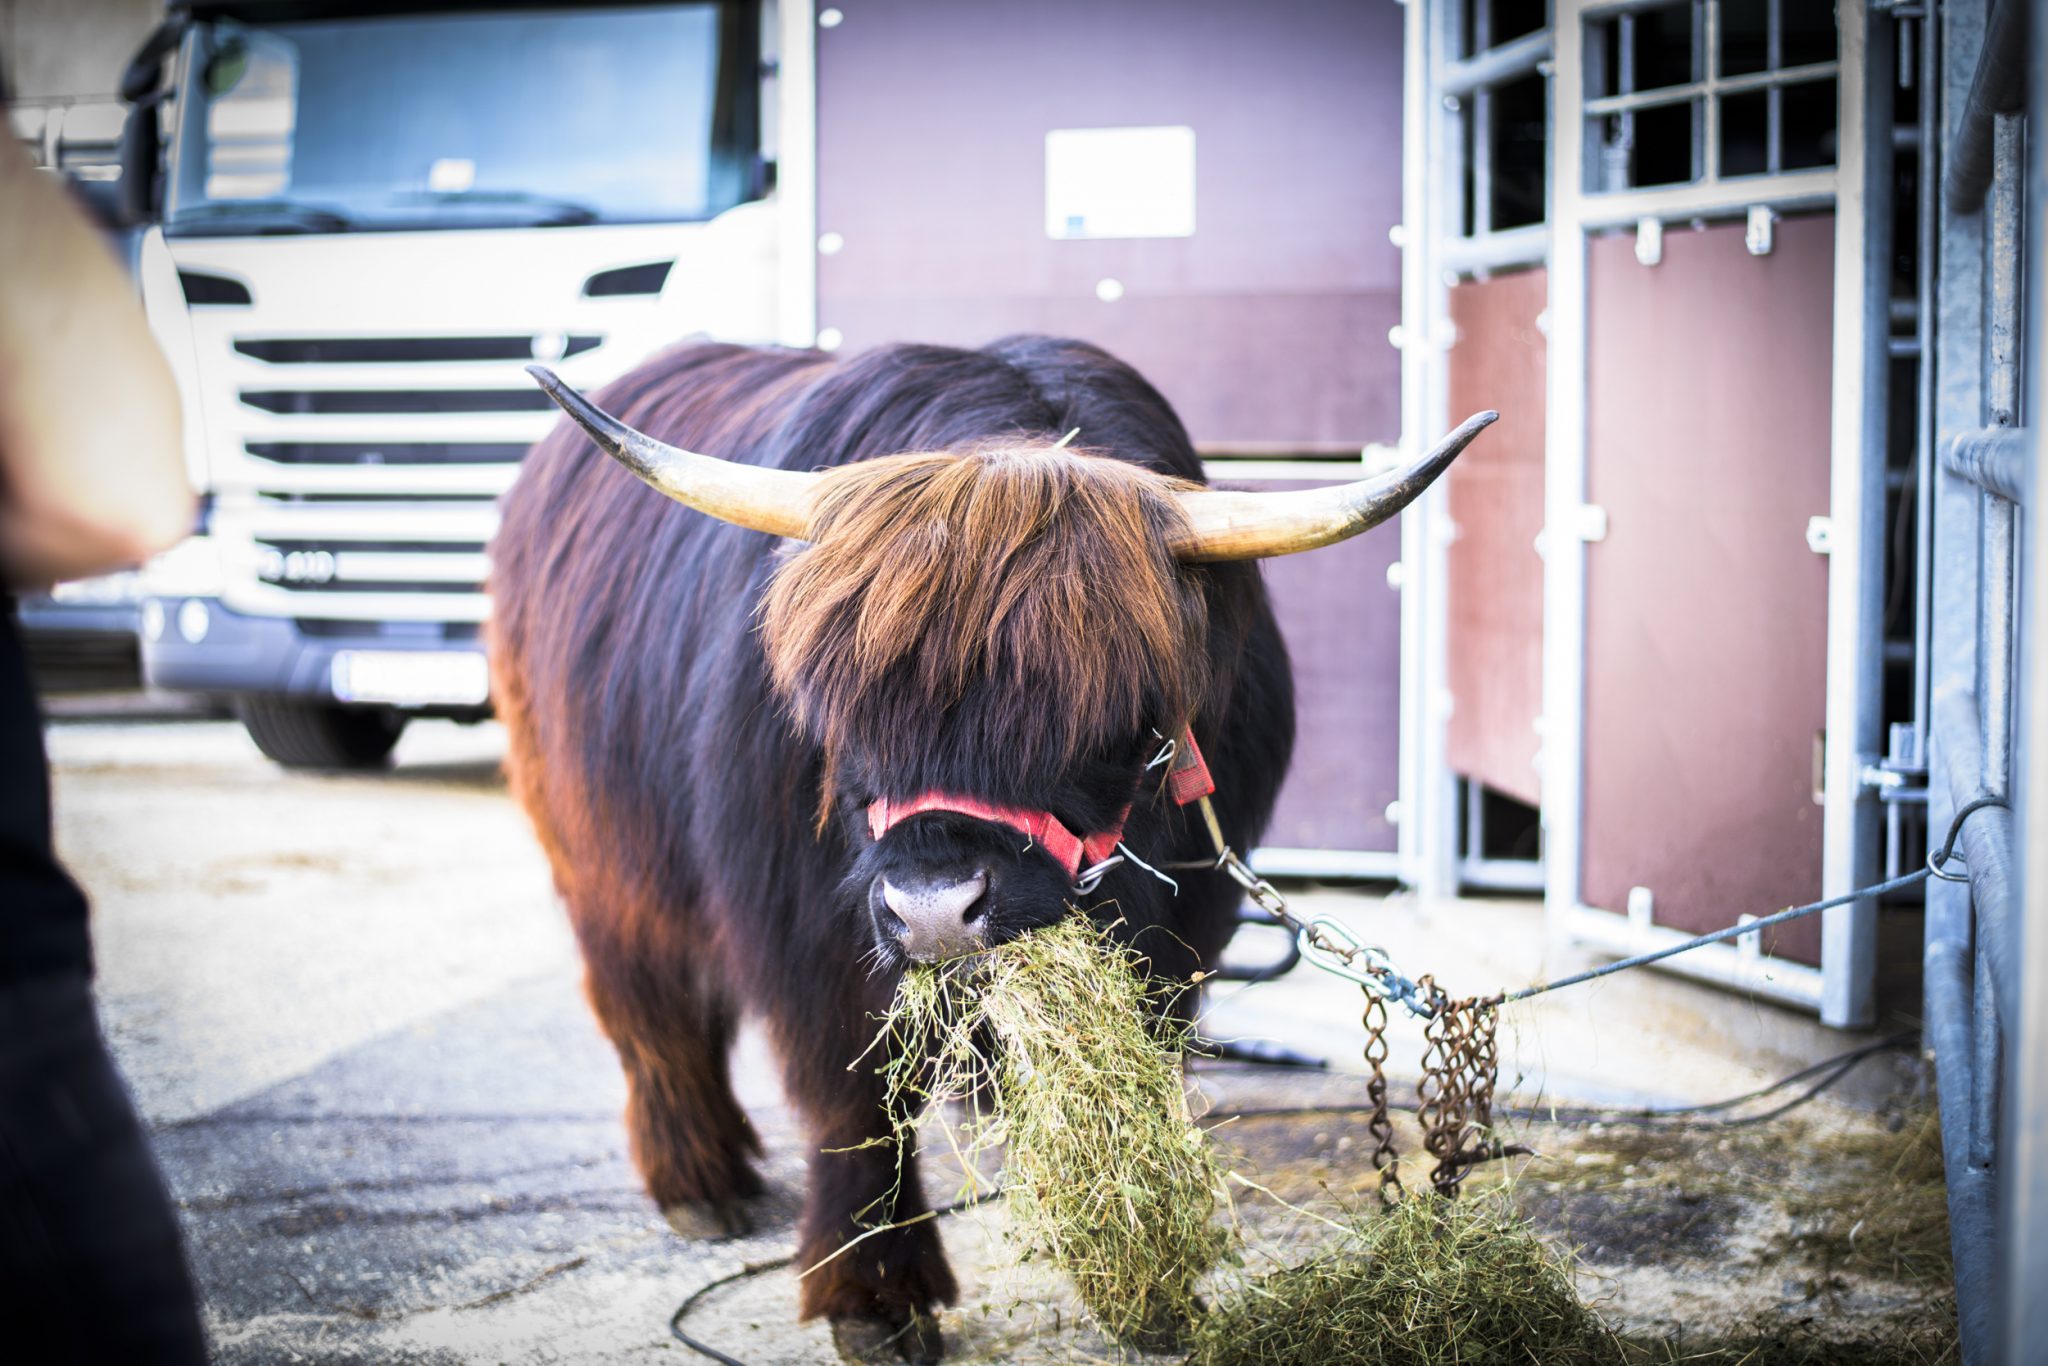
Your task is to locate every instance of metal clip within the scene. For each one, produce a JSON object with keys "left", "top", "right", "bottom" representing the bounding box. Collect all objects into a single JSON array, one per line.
[
  {"left": 1218, "top": 850, "right": 1288, "bottom": 919},
  {"left": 1073, "top": 854, "right": 1124, "bottom": 895},
  {"left": 1293, "top": 917, "right": 1436, "bottom": 1018},
  {"left": 1293, "top": 917, "right": 1385, "bottom": 987}
]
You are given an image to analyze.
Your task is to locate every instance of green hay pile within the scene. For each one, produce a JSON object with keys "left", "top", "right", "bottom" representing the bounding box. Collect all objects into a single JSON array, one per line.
[
  {"left": 1188, "top": 1193, "right": 1621, "bottom": 1366},
  {"left": 1782, "top": 1109, "right": 1952, "bottom": 1289},
  {"left": 870, "top": 917, "right": 1628, "bottom": 1361},
  {"left": 871, "top": 916, "right": 1232, "bottom": 1342}
]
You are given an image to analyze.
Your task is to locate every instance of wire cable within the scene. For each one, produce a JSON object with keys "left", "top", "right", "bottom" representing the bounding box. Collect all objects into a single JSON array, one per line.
[
  {"left": 1488, "top": 796, "right": 2007, "bottom": 1007},
  {"left": 667, "top": 1189, "right": 1001, "bottom": 1366},
  {"left": 1198, "top": 1030, "right": 1918, "bottom": 1130}
]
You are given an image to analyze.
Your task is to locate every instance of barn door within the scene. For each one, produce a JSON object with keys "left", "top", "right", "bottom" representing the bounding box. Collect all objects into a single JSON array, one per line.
[
  {"left": 1579, "top": 215, "right": 1835, "bottom": 965},
  {"left": 1444, "top": 268, "right": 1548, "bottom": 872}
]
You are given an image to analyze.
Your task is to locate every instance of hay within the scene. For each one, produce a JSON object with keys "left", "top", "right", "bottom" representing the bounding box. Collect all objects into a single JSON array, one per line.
[
  {"left": 869, "top": 917, "right": 1633, "bottom": 1362},
  {"left": 870, "top": 915, "right": 1232, "bottom": 1343},
  {"left": 1188, "top": 1193, "right": 1621, "bottom": 1366},
  {"left": 1781, "top": 1109, "right": 1951, "bottom": 1289}
]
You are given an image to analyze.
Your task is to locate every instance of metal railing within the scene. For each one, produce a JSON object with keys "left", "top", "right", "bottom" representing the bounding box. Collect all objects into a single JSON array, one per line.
[{"left": 1922, "top": 1, "right": 2039, "bottom": 1358}]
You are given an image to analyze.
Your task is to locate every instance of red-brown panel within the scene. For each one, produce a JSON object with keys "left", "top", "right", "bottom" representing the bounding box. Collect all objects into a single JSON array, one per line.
[
  {"left": 1254, "top": 514, "right": 1402, "bottom": 854},
  {"left": 1581, "top": 215, "right": 1834, "bottom": 965},
  {"left": 814, "top": 0, "right": 1404, "bottom": 450},
  {"left": 1444, "top": 268, "right": 1548, "bottom": 809}
]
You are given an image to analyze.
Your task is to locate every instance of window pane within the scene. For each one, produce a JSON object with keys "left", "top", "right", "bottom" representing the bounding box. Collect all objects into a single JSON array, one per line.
[
  {"left": 1491, "top": 71, "right": 1548, "bottom": 228},
  {"left": 1781, "top": 79, "right": 1837, "bottom": 169},
  {"left": 1782, "top": 6, "right": 1839, "bottom": 68},
  {"left": 1461, "top": 99, "right": 1478, "bottom": 237},
  {"left": 1629, "top": 2, "right": 1696, "bottom": 93},
  {"left": 1719, "top": 0, "right": 1769, "bottom": 76},
  {"left": 1631, "top": 101, "right": 1696, "bottom": 187},
  {"left": 1488, "top": 0, "right": 1548, "bottom": 47},
  {"left": 1720, "top": 90, "right": 1769, "bottom": 177},
  {"left": 168, "top": 4, "right": 735, "bottom": 232}
]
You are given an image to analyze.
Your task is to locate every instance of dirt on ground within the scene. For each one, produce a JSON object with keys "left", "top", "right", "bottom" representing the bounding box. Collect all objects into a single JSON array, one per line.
[{"left": 52, "top": 717, "right": 1955, "bottom": 1365}]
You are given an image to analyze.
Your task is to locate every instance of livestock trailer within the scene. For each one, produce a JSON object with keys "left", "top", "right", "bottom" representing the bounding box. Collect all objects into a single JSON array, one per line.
[{"left": 1387, "top": 0, "right": 2043, "bottom": 1358}]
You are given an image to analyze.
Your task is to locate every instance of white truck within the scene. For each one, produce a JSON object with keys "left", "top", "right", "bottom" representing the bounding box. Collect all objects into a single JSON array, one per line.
[{"left": 126, "top": 0, "right": 783, "bottom": 765}]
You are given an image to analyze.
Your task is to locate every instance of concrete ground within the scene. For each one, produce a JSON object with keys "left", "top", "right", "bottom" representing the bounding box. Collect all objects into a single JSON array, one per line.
[{"left": 48, "top": 712, "right": 1947, "bottom": 1364}]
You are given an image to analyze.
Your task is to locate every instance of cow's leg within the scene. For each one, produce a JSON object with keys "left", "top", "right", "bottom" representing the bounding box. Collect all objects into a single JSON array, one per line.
[
  {"left": 581, "top": 938, "right": 764, "bottom": 1237},
  {"left": 775, "top": 1004, "right": 957, "bottom": 1363}
]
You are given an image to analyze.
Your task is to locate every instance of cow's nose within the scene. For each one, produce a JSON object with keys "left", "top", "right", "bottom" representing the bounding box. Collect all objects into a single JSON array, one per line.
[{"left": 879, "top": 870, "right": 989, "bottom": 962}]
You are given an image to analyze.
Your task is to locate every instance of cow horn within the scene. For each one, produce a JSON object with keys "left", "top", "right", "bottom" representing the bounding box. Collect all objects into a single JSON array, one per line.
[
  {"left": 1171, "top": 410, "right": 1499, "bottom": 561},
  {"left": 526, "top": 365, "right": 818, "bottom": 539}
]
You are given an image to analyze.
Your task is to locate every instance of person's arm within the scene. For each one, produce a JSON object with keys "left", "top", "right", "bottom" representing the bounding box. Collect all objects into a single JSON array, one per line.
[{"left": 0, "top": 133, "right": 194, "bottom": 588}]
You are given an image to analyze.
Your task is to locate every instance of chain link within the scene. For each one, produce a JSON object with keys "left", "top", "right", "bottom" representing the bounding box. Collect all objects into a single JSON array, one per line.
[
  {"left": 1205, "top": 824, "right": 1433, "bottom": 1018},
  {"left": 1195, "top": 795, "right": 1526, "bottom": 1200},
  {"left": 1361, "top": 993, "right": 1402, "bottom": 1205},
  {"left": 1413, "top": 976, "right": 1524, "bottom": 1198}
]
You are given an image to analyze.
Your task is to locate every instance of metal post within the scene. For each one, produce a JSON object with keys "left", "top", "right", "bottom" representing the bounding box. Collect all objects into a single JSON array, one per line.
[
  {"left": 1943, "top": 0, "right": 2028, "bottom": 213},
  {"left": 1912, "top": 0, "right": 1939, "bottom": 805},
  {"left": 2004, "top": 0, "right": 2048, "bottom": 1348},
  {"left": 1398, "top": 0, "right": 1458, "bottom": 897},
  {"left": 1924, "top": 0, "right": 2006, "bottom": 1356},
  {"left": 1979, "top": 113, "right": 2022, "bottom": 801},
  {"left": 1821, "top": 0, "right": 1884, "bottom": 1027},
  {"left": 1544, "top": 2, "right": 1592, "bottom": 947},
  {"left": 775, "top": 0, "right": 819, "bottom": 350}
]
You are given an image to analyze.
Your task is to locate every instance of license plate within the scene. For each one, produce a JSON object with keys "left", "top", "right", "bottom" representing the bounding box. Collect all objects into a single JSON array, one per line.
[{"left": 330, "top": 650, "right": 489, "bottom": 707}]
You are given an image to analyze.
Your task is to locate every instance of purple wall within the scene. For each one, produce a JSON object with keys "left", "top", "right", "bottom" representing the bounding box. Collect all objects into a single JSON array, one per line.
[
  {"left": 814, "top": 0, "right": 1406, "bottom": 451},
  {"left": 814, "top": 0, "right": 1409, "bottom": 856}
]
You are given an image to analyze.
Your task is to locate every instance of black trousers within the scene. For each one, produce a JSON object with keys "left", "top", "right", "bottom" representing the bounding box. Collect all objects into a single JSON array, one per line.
[{"left": 0, "top": 973, "right": 207, "bottom": 1363}]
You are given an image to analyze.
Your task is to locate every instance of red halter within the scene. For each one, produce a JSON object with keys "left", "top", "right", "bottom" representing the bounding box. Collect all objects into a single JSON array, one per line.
[
  {"left": 866, "top": 792, "right": 1128, "bottom": 881},
  {"left": 864, "top": 733, "right": 1216, "bottom": 883}
]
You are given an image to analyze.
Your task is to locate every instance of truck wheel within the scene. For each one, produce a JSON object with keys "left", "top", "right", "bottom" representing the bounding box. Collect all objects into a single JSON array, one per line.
[{"left": 237, "top": 698, "right": 406, "bottom": 770}]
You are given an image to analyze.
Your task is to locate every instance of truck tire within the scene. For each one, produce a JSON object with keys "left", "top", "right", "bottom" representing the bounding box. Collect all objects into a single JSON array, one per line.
[{"left": 237, "top": 698, "right": 406, "bottom": 770}]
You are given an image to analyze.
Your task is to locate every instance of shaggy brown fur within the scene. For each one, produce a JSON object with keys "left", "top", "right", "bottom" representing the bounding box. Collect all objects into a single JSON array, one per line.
[
  {"left": 762, "top": 441, "right": 1209, "bottom": 818},
  {"left": 489, "top": 336, "right": 1297, "bottom": 1358}
]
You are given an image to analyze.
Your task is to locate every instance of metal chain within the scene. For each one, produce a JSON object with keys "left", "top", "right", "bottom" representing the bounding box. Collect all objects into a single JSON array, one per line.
[
  {"left": 1195, "top": 795, "right": 1523, "bottom": 1199},
  {"left": 1361, "top": 992, "right": 1402, "bottom": 1205},
  {"left": 1196, "top": 797, "right": 1436, "bottom": 1018},
  {"left": 1414, "top": 975, "right": 1457, "bottom": 1195},
  {"left": 1413, "top": 977, "right": 1522, "bottom": 1198},
  {"left": 1190, "top": 790, "right": 1993, "bottom": 1200}
]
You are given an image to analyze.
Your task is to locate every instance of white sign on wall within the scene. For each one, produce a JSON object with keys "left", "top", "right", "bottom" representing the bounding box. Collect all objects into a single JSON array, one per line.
[{"left": 1044, "top": 125, "right": 1196, "bottom": 241}]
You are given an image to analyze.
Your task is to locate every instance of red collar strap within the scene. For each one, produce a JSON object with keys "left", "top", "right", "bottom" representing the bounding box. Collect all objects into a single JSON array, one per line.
[
  {"left": 867, "top": 792, "right": 1128, "bottom": 880},
  {"left": 864, "top": 731, "right": 1216, "bottom": 883}
]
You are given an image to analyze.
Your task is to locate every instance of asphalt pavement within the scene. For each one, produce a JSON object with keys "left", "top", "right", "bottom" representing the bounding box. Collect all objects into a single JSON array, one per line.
[{"left": 47, "top": 714, "right": 1915, "bottom": 1363}]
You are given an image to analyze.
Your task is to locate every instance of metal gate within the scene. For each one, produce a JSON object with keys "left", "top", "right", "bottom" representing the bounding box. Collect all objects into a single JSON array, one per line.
[{"left": 1579, "top": 214, "right": 1836, "bottom": 972}]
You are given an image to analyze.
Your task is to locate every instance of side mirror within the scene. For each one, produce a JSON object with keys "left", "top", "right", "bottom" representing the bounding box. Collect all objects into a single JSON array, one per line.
[
  {"left": 114, "top": 15, "right": 187, "bottom": 227},
  {"left": 117, "top": 99, "right": 161, "bottom": 227}
]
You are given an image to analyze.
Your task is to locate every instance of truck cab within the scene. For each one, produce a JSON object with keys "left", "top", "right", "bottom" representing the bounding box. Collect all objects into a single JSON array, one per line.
[{"left": 127, "top": 0, "right": 780, "bottom": 766}]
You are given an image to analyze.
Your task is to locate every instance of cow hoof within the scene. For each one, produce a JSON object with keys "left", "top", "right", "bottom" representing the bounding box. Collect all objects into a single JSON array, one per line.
[
  {"left": 830, "top": 1309, "right": 944, "bottom": 1363},
  {"left": 662, "top": 1198, "right": 752, "bottom": 1240}
]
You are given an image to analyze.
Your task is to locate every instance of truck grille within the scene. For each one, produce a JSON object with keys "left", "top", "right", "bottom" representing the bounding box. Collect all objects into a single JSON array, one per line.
[
  {"left": 210, "top": 330, "right": 601, "bottom": 623},
  {"left": 253, "top": 536, "right": 491, "bottom": 596},
  {"left": 246, "top": 441, "right": 530, "bottom": 466},
  {"left": 241, "top": 388, "right": 556, "bottom": 415},
  {"left": 234, "top": 335, "right": 599, "bottom": 364}
]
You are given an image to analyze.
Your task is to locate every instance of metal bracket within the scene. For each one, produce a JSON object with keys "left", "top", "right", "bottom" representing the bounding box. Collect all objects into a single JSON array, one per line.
[
  {"left": 1635, "top": 217, "right": 1664, "bottom": 267},
  {"left": 1745, "top": 206, "right": 1777, "bottom": 256}
]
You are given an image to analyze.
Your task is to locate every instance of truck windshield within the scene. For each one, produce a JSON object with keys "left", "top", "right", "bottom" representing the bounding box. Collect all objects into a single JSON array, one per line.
[{"left": 164, "top": 3, "right": 749, "bottom": 235}]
